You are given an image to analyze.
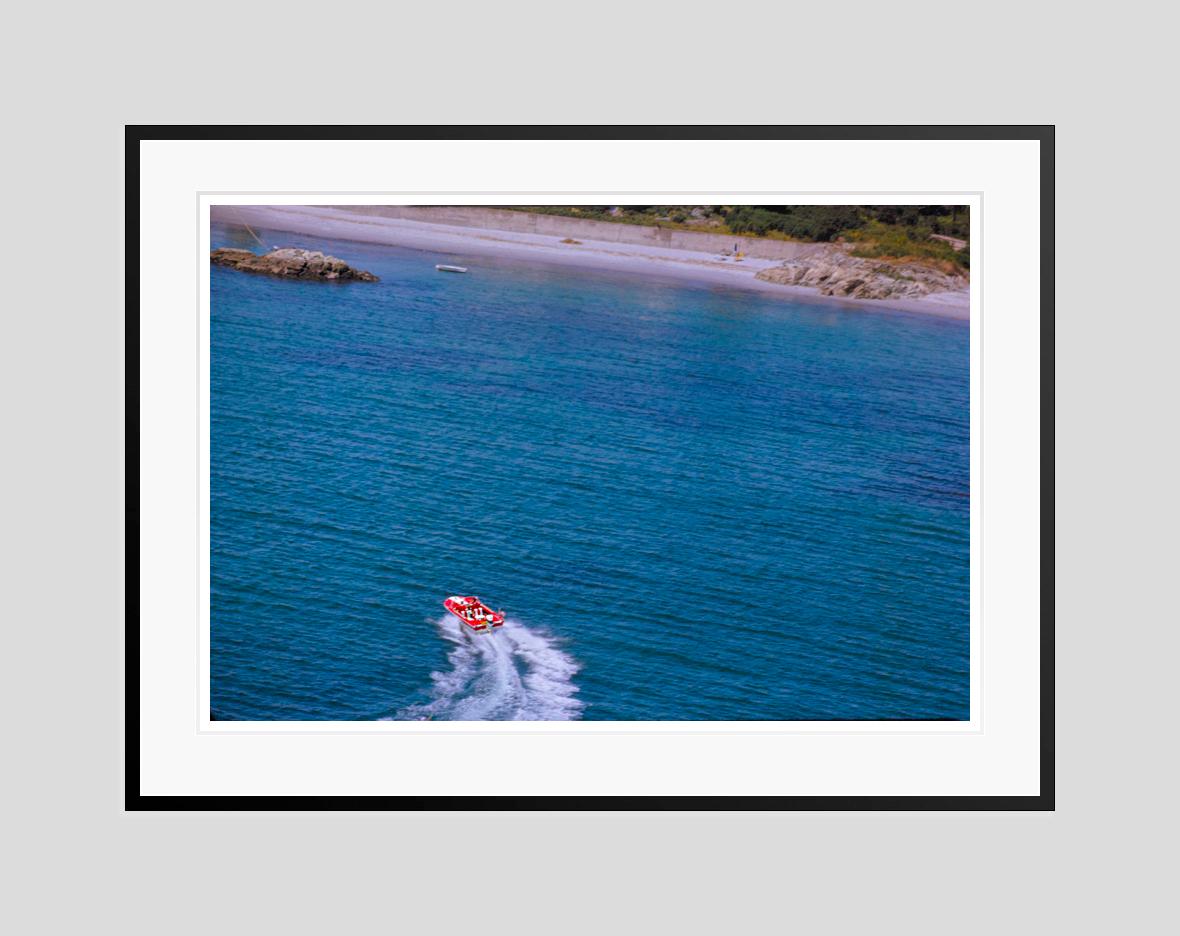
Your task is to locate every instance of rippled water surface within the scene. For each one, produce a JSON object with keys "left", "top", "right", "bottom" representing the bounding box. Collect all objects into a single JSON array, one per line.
[{"left": 210, "top": 222, "right": 970, "bottom": 720}]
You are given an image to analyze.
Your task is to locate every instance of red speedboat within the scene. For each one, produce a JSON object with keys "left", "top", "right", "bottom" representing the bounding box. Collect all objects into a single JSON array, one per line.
[{"left": 444, "top": 595, "right": 505, "bottom": 633}]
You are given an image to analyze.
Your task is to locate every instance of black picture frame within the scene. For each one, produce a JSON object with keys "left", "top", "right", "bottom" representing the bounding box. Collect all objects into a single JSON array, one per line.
[{"left": 127, "top": 124, "right": 1054, "bottom": 811}]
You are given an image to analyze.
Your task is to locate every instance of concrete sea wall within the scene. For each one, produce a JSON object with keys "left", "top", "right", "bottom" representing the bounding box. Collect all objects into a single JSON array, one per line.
[{"left": 328, "top": 205, "right": 827, "bottom": 261}]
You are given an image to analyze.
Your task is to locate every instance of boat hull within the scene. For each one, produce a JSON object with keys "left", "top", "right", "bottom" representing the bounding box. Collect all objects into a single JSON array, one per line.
[{"left": 443, "top": 595, "right": 504, "bottom": 633}]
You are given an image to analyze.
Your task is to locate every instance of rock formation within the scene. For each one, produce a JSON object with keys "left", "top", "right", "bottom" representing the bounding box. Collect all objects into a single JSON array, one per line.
[
  {"left": 755, "top": 246, "right": 965, "bottom": 301},
  {"left": 210, "top": 247, "right": 378, "bottom": 282}
]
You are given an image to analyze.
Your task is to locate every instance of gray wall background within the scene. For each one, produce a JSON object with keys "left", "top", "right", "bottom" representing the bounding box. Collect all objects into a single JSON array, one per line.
[{"left": 7, "top": 2, "right": 1174, "bottom": 935}]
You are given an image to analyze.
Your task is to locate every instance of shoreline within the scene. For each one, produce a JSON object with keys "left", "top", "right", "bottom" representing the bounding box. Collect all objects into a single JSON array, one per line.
[{"left": 210, "top": 205, "right": 969, "bottom": 320}]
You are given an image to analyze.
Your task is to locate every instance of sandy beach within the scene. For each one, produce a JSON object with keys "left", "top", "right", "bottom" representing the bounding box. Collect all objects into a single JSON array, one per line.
[{"left": 210, "top": 205, "right": 969, "bottom": 319}]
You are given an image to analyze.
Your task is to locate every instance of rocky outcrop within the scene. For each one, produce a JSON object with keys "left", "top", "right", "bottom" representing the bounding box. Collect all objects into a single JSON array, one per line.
[
  {"left": 755, "top": 246, "right": 965, "bottom": 301},
  {"left": 210, "top": 247, "right": 378, "bottom": 282}
]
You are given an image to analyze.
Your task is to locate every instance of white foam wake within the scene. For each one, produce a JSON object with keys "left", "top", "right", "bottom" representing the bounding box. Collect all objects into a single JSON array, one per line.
[{"left": 400, "top": 616, "right": 583, "bottom": 721}]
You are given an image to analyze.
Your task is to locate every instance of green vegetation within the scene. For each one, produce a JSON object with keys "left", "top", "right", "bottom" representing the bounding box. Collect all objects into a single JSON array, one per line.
[
  {"left": 846, "top": 220, "right": 969, "bottom": 271},
  {"left": 505, "top": 205, "right": 970, "bottom": 272},
  {"left": 724, "top": 205, "right": 862, "bottom": 241}
]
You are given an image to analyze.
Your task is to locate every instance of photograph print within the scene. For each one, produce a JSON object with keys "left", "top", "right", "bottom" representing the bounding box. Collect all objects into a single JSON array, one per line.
[{"left": 208, "top": 202, "right": 971, "bottom": 723}]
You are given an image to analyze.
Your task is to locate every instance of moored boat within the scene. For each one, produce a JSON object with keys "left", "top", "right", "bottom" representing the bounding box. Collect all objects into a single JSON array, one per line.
[
  {"left": 435, "top": 264, "right": 468, "bottom": 273},
  {"left": 443, "top": 595, "right": 504, "bottom": 632}
]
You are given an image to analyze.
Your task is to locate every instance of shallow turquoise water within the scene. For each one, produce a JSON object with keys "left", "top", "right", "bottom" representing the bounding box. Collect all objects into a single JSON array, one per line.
[{"left": 210, "top": 222, "right": 969, "bottom": 720}]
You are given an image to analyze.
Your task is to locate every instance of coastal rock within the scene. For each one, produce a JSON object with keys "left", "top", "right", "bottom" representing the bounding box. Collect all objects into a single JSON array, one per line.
[
  {"left": 210, "top": 247, "right": 378, "bottom": 282},
  {"left": 755, "top": 246, "right": 965, "bottom": 301}
]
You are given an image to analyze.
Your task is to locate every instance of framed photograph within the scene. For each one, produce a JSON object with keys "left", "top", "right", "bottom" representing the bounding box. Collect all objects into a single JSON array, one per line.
[{"left": 130, "top": 126, "right": 1052, "bottom": 809}]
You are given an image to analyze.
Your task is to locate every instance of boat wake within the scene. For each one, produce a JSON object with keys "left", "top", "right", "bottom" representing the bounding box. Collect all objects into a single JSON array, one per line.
[{"left": 400, "top": 616, "right": 583, "bottom": 721}]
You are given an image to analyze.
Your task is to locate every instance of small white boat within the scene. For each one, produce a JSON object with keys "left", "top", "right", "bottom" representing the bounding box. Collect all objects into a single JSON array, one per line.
[{"left": 436, "top": 264, "right": 468, "bottom": 274}]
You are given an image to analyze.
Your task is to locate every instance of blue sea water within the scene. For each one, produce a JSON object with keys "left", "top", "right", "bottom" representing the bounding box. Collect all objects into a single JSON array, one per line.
[{"left": 210, "top": 222, "right": 970, "bottom": 721}]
